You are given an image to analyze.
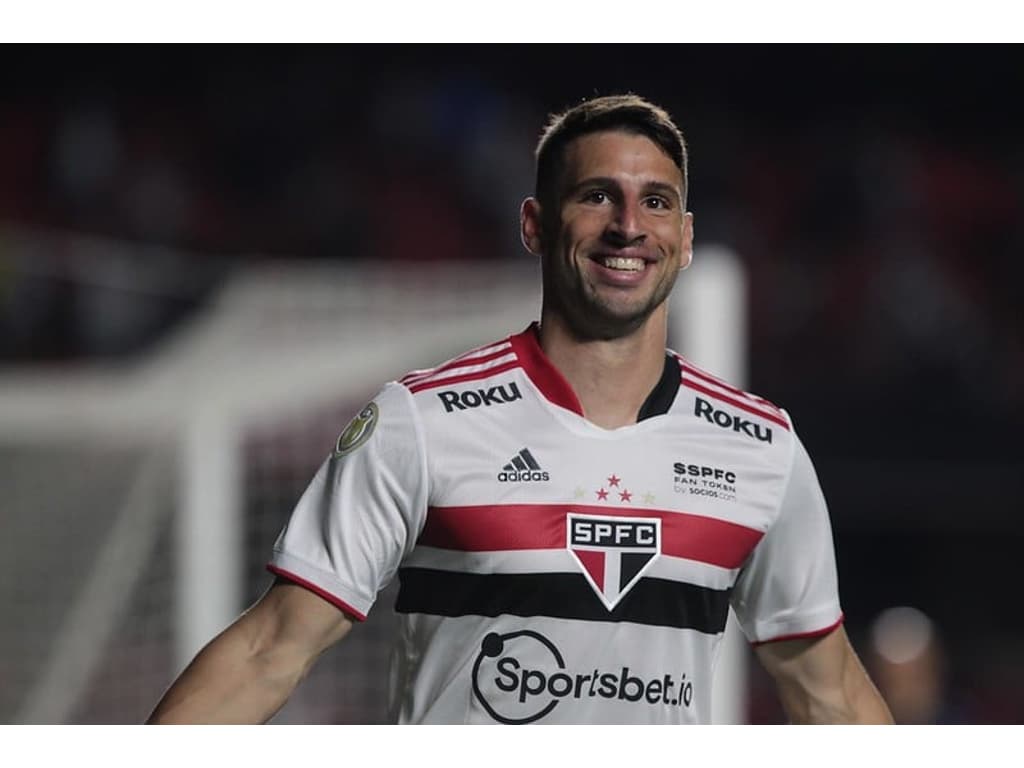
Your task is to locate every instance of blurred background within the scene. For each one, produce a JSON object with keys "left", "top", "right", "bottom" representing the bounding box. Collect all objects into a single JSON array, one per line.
[{"left": 1, "top": 44, "right": 1022, "bottom": 724}]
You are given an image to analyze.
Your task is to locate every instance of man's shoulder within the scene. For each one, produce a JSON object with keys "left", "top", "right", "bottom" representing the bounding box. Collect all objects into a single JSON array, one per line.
[
  {"left": 394, "top": 328, "right": 527, "bottom": 398},
  {"left": 668, "top": 351, "right": 794, "bottom": 443}
]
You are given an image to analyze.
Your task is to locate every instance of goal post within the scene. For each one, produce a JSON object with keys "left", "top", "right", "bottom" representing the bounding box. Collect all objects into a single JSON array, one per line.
[{"left": 670, "top": 245, "right": 750, "bottom": 725}]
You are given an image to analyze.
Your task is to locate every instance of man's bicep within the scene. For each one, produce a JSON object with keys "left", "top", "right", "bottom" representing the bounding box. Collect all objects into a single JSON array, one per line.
[
  {"left": 242, "top": 578, "right": 355, "bottom": 663},
  {"left": 755, "top": 624, "right": 848, "bottom": 690},
  {"left": 755, "top": 625, "right": 892, "bottom": 724},
  {"left": 755, "top": 625, "right": 852, "bottom": 724},
  {"left": 147, "top": 579, "right": 355, "bottom": 723}
]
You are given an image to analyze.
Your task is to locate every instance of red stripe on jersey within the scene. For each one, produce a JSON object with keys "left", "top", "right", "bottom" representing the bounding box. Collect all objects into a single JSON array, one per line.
[
  {"left": 750, "top": 614, "right": 845, "bottom": 646},
  {"left": 266, "top": 565, "right": 368, "bottom": 622},
  {"left": 401, "top": 346, "right": 513, "bottom": 387},
  {"left": 508, "top": 323, "right": 585, "bottom": 416},
  {"left": 417, "top": 504, "right": 763, "bottom": 570},
  {"left": 407, "top": 359, "right": 521, "bottom": 393},
  {"left": 682, "top": 378, "right": 791, "bottom": 430},
  {"left": 675, "top": 356, "right": 783, "bottom": 415}
]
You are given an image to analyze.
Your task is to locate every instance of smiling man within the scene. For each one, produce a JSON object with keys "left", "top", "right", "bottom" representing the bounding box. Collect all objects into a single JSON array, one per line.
[
  {"left": 148, "top": 94, "right": 892, "bottom": 725},
  {"left": 530, "top": 130, "right": 690, "bottom": 336}
]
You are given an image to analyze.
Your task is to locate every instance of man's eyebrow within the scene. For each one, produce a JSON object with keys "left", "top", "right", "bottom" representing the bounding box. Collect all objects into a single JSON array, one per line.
[
  {"left": 563, "top": 177, "right": 682, "bottom": 203},
  {"left": 643, "top": 181, "right": 683, "bottom": 203},
  {"left": 563, "top": 176, "right": 620, "bottom": 196}
]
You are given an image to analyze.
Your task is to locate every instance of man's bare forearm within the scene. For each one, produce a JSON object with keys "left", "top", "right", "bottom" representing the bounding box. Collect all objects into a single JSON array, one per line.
[
  {"left": 147, "top": 582, "right": 354, "bottom": 724},
  {"left": 147, "top": 621, "right": 304, "bottom": 724},
  {"left": 758, "top": 627, "right": 894, "bottom": 724},
  {"left": 777, "top": 666, "right": 893, "bottom": 724}
]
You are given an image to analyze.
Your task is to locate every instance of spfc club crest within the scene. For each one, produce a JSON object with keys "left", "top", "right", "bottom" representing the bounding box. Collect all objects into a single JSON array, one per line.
[{"left": 566, "top": 514, "right": 661, "bottom": 610}]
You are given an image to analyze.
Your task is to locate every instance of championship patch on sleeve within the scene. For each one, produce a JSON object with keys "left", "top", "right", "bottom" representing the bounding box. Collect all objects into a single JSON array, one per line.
[{"left": 332, "top": 402, "right": 379, "bottom": 458}]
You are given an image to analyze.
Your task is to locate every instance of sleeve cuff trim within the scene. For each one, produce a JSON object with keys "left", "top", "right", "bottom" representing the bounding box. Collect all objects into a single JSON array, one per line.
[
  {"left": 266, "top": 564, "right": 369, "bottom": 622},
  {"left": 750, "top": 613, "right": 844, "bottom": 646}
]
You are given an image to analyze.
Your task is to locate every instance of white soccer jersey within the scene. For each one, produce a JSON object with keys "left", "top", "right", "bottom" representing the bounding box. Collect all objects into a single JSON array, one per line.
[{"left": 269, "top": 323, "right": 843, "bottom": 724}]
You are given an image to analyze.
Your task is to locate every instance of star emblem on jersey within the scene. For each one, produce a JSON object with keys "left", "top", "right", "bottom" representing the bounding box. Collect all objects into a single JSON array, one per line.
[
  {"left": 590, "top": 471, "right": 651, "bottom": 507},
  {"left": 567, "top": 514, "right": 662, "bottom": 610}
]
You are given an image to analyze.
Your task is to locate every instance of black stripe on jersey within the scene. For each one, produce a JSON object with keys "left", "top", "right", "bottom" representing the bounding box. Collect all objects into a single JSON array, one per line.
[
  {"left": 637, "top": 354, "right": 681, "bottom": 421},
  {"left": 394, "top": 568, "right": 731, "bottom": 634}
]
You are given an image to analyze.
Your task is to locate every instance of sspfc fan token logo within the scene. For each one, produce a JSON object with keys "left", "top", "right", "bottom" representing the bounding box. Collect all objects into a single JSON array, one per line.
[
  {"left": 332, "top": 402, "right": 379, "bottom": 458},
  {"left": 567, "top": 514, "right": 661, "bottom": 610}
]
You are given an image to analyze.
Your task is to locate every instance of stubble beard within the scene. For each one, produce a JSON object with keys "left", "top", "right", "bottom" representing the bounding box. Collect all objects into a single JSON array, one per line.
[{"left": 542, "top": 259, "right": 678, "bottom": 342}]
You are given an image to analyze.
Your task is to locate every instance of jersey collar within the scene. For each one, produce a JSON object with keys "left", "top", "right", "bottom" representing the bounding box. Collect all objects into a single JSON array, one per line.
[{"left": 508, "top": 323, "right": 680, "bottom": 422}]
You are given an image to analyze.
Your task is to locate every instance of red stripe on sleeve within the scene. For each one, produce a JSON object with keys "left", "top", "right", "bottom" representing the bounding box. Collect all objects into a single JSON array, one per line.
[
  {"left": 266, "top": 565, "right": 368, "bottom": 622},
  {"left": 750, "top": 614, "right": 845, "bottom": 646},
  {"left": 677, "top": 359, "right": 783, "bottom": 415},
  {"left": 401, "top": 346, "right": 514, "bottom": 386},
  {"left": 406, "top": 360, "right": 522, "bottom": 393},
  {"left": 682, "top": 378, "right": 791, "bottom": 430}
]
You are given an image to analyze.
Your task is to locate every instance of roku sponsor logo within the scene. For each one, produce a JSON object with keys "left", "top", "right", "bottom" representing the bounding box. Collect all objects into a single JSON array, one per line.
[
  {"left": 438, "top": 382, "right": 522, "bottom": 412},
  {"left": 694, "top": 397, "right": 773, "bottom": 443}
]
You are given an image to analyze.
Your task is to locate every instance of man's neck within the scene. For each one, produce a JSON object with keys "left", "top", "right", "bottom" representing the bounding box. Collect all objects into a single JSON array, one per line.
[{"left": 537, "top": 309, "right": 669, "bottom": 430}]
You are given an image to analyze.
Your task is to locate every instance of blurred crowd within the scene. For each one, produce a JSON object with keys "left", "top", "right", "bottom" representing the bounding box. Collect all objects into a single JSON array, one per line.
[
  {"left": 2, "top": 50, "right": 1022, "bottom": 414},
  {"left": 1, "top": 46, "right": 1022, "bottom": 722},
  {"left": 4, "top": 50, "right": 1022, "bottom": 452},
  {"left": 0, "top": 48, "right": 543, "bottom": 359}
]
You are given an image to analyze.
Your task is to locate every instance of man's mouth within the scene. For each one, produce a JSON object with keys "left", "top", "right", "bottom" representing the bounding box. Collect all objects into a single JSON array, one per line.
[{"left": 596, "top": 255, "right": 646, "bottom": 272}]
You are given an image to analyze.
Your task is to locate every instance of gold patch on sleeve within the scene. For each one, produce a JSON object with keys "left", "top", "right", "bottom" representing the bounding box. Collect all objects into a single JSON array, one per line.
[{"left": 333, "top": 402, "right": 379, "bottom": 457}]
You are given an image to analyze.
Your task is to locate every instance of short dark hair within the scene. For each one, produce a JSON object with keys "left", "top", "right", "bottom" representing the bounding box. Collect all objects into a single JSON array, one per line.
[{"left": 534, "top": 93, "right": 688, "bottom": 209}]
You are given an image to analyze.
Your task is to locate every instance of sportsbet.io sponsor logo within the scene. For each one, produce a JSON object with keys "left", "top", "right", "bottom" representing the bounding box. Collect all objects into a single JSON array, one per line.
[
  {"left": 472, "top": 630, "right": 694, "bottom": 724},
  {"left": 694, "top": 397, "right": 773, "bottom": 443},
  {"left": 438, "top": 381, "right": 522, "bottom": 412}
]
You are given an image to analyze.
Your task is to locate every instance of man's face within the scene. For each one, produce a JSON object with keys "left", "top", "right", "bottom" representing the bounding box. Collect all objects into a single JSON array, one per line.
[{"left": 525, "top": 130, "right": 693, "bottom": 339}]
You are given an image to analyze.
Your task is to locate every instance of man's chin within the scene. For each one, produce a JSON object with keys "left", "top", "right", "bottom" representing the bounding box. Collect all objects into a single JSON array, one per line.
[{"left": 565, "top": 303, "right": 657, "bottom": 341}]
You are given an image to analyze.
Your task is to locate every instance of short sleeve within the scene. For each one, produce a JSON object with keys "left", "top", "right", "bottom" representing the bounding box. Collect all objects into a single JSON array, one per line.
[
  {"left": 268, "top": 382, "right": 428, "bottom": 620},
  {"left": 730, "top": 432, "right": 843, "bottom": 644}
]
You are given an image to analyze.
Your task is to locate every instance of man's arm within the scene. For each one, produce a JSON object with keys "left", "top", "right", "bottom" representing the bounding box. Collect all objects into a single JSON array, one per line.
[
  {"left": 147, "top": 579, "right": 353, "bottom": 724},
  {"left": 754, "top": 625, "right": 893, "bottom": 724}
]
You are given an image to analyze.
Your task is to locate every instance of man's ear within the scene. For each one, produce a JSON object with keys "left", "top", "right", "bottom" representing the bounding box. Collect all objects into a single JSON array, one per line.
[
  {"left": 520, "top": 197, "right": 544, "bottom": 256},
  {"left": 680, "top": 211, "right": 694, "bottom": 270}
]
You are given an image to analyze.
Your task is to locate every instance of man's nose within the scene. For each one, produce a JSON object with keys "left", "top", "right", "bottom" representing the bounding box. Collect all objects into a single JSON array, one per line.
[{"left": 604, "top": 199, "right": 646, "bottom": 246}]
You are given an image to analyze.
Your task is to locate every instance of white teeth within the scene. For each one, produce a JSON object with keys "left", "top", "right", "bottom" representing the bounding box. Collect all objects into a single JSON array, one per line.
[{"left": 601, "top": 256, "right": 645, "bottom": 271}]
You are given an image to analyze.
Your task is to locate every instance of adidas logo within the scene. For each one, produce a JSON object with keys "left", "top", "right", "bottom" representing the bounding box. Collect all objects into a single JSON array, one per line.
[{"left": 497, "top": 448, "right": 550, "bottom": 483}]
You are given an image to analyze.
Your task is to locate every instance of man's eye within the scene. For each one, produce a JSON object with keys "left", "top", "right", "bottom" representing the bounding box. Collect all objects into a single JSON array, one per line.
[
  {"left": 645, "top": 196, "right": 670, "bottom": 210},
  {"left": 584, "top": 190, "right": 609, "bottom": 204}
]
